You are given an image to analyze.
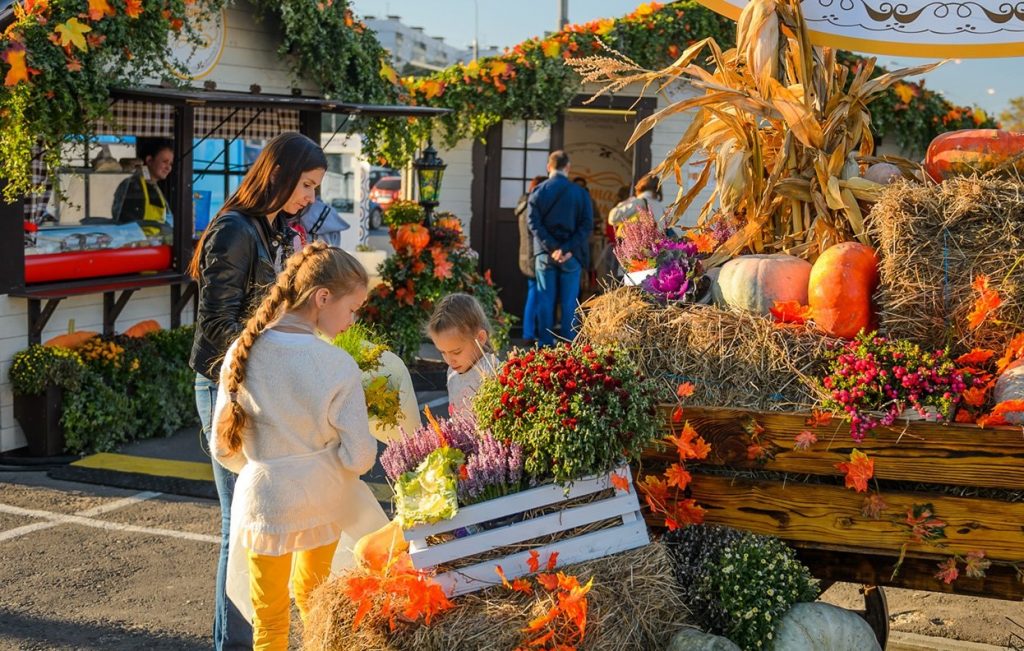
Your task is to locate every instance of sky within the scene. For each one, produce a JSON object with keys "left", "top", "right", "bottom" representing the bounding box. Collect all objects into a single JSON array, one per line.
[{"left": 351, "top": 0, "right": 1021, "bottom": 119}]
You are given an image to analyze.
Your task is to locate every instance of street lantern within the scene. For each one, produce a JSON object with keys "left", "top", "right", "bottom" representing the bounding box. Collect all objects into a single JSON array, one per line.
[{"left": 413, "top": 142, "right": 446, "bottom": 224}]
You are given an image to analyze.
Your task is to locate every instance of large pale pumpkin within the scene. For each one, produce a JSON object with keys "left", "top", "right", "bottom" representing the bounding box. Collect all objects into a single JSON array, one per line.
[
  {"left": 808, "top": 242, "right": 878, "bottom": 338},
  {"left": 774, "top": 602, "right": 881, "bottom": 650},
  {"left": 712, "top": 254, "right": 811, "bottom": 315},
  {"left": 924, "top": 129, "right": 1024, "bottom": 182}
]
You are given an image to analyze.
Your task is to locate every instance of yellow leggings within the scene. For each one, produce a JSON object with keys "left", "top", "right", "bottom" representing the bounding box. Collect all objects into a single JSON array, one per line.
[{"left": 247, "top": 541, "right": 338, "bottom": 651}]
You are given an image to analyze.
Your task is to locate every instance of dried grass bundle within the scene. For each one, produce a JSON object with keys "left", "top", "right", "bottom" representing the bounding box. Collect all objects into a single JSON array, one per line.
[
  {"left": 303, "top": 543, "right": 689, "bottom": 651},
  {"left": 577, "top": 287, "right": 833, "bottom": 411},
  {"left": 871, "top": 176, "right": 1024, "bottom": 353}
]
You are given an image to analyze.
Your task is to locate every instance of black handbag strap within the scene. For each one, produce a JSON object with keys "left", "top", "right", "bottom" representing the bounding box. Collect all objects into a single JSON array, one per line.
[{"left": 307, "top": 205, "right": 331, "bottom": 238}]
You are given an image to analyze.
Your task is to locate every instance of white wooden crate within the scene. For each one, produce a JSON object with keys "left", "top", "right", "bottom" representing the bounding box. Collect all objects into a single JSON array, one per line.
[{"left": 406, "top": 465, "right": 649, "bottom": 596}]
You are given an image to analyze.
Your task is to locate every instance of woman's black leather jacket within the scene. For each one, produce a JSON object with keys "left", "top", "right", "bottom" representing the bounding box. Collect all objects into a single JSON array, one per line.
[{"left": 189, "top": 211, "right": 289, "bottom": 381}]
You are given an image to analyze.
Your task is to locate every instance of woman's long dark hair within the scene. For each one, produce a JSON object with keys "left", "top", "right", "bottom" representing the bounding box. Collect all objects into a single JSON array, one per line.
[{"left": 188, "top": 132, "right": 328, "bottom": 278}]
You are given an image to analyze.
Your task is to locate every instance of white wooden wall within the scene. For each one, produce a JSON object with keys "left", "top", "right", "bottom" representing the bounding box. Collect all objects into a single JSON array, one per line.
[
  {"left": 0, "top": 292, "right": 195, "bottom": 453},
  {"left": 436, "top": 139, "right": 474, "bottom": 234}
]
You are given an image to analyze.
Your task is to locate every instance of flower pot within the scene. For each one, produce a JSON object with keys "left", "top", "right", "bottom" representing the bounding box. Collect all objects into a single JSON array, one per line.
[
  {"left": 13, "top": 386, "right": 65, "bottom": 457},
  {"left": 623, "top": 268, "right": 656, "bottom": 286}
]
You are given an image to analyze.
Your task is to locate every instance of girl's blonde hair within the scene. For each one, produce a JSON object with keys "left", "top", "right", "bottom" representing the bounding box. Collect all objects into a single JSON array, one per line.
[
  {"left": 217, "top": 241, "right": 368, "bottom": 454},
  {"left": 428, "top": 293, "right": 493, "bottom": 351}
]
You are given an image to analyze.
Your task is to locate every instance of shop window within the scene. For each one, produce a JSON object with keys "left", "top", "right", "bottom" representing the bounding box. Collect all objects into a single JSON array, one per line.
[
  {"left": 499, "top": 120, "right": 550, "bottom": 208},
  {"left": 192, "top": 138, "right": 266, "bottom": 232},
  {"left": 322, "top": 153, "right": 355, "bottom": 214}
]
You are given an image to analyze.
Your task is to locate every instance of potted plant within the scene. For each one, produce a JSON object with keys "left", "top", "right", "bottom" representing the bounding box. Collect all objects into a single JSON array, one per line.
[
  {"left": 641, "top": 238, "right": 711, "bottom": 305},
  {"left": 8, "top": 345, "right": 85, "bottom": 456},
  {"left": 820, "top": 332, "right": 972, "bottom": 441}
]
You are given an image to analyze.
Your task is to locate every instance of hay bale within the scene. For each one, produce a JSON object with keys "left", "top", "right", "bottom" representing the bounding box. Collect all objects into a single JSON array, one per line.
[
  {"left": 304, "top": 543, "right": 689, "bottom": 651},
  {"left": 871, "top": 176, "right": 1024, "bottom": 352},
  {"left": 577, "top": 288, "right": 833, "bottom": 411}
]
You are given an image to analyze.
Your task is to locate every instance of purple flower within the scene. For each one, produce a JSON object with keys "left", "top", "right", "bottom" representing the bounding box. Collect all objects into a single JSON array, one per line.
[
  {"left": 654, "top": 238, "right": 698, "bottom": 259},
  {"left": 642, "top": 258, "right": 693, "bottom": 301},
  {"left": 380, "top": 416, "right": 480, "bottom": 482},
  {"left": 457, "top": 432, "right": 525, "bottom": 504},
  {"left": 615, "top": 209, "right": 661, "bottom": 269}
]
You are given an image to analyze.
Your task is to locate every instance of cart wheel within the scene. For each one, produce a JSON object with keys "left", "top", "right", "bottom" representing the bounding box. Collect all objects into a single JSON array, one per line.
[{"left": 861, "top": 584, "right": 889, "bottom": 648}]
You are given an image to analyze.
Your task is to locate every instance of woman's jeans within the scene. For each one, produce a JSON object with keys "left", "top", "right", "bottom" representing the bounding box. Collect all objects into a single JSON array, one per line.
[
  {"left": 195, "top": 373, "right": 252, "bottom": 650},
  {"left": 535, "top": 253, "right": 582, "bottom": 346},
  {"left": 523, "top": 277, "right": 540, "bottom": 341}
]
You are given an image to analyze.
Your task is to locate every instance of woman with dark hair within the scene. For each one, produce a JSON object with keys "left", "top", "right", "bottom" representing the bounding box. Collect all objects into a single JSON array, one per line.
[{"left": 189, "top": 131, "right": 327, "bottom": 651}]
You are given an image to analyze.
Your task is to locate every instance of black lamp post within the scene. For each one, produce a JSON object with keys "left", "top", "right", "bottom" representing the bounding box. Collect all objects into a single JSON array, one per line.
[{"left": 413, "top": 142, "right": 446, "bottom": 225}]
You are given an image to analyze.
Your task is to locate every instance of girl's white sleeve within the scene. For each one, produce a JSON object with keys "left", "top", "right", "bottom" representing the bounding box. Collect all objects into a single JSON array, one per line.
[{"left": 328, "top": 362, "right": 378, "bottom": 475}]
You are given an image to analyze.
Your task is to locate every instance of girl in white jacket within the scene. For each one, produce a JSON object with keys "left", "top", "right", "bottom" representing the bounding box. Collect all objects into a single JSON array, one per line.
[{"left": 212, "top": 241, "right": 380, "bottom": 651}]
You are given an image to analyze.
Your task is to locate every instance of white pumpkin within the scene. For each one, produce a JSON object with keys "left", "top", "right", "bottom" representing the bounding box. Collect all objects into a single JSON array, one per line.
[
  {"left": 773, "top": 602, "right": 881, "bottom": 651},
  {"left": 667, "top": 628, "right": 742, "bottom": 651},
  {"left": 863, "top": 162, "right": 902, "bottom": 185},
  {"left": 994, "top": 360, "right": 1024, "bottom": 423},
  {"left": 712, "top": 254, "right": 811, "bottom": 315}
]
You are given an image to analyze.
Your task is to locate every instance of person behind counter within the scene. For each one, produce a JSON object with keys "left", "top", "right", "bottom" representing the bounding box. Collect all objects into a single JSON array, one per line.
[{"left": 111, "top": 137, "right": 174, "bottom": 233}]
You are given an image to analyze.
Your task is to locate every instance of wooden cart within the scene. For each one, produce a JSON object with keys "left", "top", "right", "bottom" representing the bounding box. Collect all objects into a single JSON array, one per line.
[{"left": 641, "top": 407, "right": 1024, "bottom": 647}]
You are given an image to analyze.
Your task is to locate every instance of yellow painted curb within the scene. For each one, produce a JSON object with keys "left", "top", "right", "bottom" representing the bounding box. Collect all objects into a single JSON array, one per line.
[{"left": 72, "top": 452, "right": 214, "bottom": 482}]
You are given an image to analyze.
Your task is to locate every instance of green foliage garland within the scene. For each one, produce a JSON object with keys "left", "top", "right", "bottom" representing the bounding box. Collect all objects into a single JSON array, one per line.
[{"left": 0, "top": 0, "right": 222, "bottom": 202}]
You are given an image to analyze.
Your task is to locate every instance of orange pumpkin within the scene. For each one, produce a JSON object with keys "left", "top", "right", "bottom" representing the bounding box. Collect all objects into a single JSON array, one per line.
[
  {"left": 123, "top": 319, "right": 161, "bottom": 338},
  {"left": 353, "top": 520, "right": 408, "bottom": 572},
  {"left": 44, "top": 331, "right": 99, "bottom": 349},
  {"left": 924, "top": 129, "right": 1024, "bottom": 182},
  {"left": 391, "top": 223, "right": 430, "bottom": 256},
  {"left": 808, "top": 242, "right": 879, "bottom": 339}
]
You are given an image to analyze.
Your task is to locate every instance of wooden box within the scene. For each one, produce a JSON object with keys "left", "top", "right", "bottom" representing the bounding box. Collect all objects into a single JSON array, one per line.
[{"left": 406, "top": 465, "right": 649, "bottom": 596}]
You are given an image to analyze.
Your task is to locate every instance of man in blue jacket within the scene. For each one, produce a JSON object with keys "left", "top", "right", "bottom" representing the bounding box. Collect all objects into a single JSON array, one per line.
[{"left": 528, "top": 150, "right": 594, "bottom": 345}]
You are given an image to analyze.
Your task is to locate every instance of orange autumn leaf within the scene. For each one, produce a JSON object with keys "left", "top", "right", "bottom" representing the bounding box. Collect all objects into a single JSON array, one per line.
[
  {"left": 967, "top": 275, "right": 1001, "bottom": 330},
  {"left": 510, "top": 579, "right": 533, "bottom": 595},
  {"left": 956, "top": 349, "right": 995, "bottom": 366},
  {"left": 666, "top": 498, "right": 705, "bottom": 529},
  {"left": 638, "top": 474, "right": 669, "bottom": 507},
  {"left": 527, "top": 549, "right": 540, "bottom": 573},
  {"left": 770, "top": 300, "right": 812, "bottom": 325},
  {"left": 835, "top": 448, "right": 874, "bottom": 493},
  {"left": 955, "top": 409, "right": 974, "bottom": 423},
  {"left": 962, "top": 386, "right": 988, "bottom": 408},
  {"left": 665, "top": 423, "right": 711, "bottom": 461},
  {"left": 609, "top": 472, "right": 630, "bottom": 493},
  {"left": 991, "top": 399, "right": 1024, "bottom": 419},
  {"left": 805, "top": 409, "right": 833, "bottom": 427},
  {"left": 87, "top": 0, "right": 116, "bottom": 20},
  {"left": 125, "top": 0, "right": 143, "bottom": 18},
  {"left": 997, "top": 333, "right": 1024, "bottom": 373},
  {"left": 495, "top": 564, "right": 511, "bottom": 588},
  {"left": 3, "top": 44, "right": 29, "bottom": 86},
  {"left": 536, "top": 573, "right": 559, "bottom": 591},
  {"left": 545, "top": 552, "right": 559, "bottom": 571},
  {"left": 65, "top": 57, "right": 82, "bottom": 72},
  {"left": 664, "top": 463, "right": 691, "bottom": 489},
  {"left": 525, "top": 629, "right": 556, "bottom": 647},
  {"left": 671, "top": 406, "right": 684, "bottom": 423},
  {"left": 746, "top": 442, "right": 768, "bottom": 461},
  {"left": 431, "top": 248, "right": 453, "bottom": 279},
  {"left": 686, "top": 229, "right": 717, "bottom": 253},
  {"left": 676, "top": 381, "right": 695, "bottom": 398}
]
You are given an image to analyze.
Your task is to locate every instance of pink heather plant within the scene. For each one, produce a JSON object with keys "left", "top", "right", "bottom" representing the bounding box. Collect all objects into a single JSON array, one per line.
[{"left": 615, "top": 208, "right": 662, "bottom": 271}]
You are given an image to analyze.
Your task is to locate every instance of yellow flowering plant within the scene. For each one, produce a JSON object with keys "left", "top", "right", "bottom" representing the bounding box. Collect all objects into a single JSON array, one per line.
[
  {"left": 333, "top": 323, "right": 403, "bottom": 428},
  {"left": 9, "top": 345, "right": 85, "bottom": 396}
]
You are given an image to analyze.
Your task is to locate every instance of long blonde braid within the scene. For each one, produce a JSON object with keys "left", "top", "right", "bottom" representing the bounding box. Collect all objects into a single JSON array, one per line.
[{"left": 215, "top": 241, "right": 367, "bottom": 454}]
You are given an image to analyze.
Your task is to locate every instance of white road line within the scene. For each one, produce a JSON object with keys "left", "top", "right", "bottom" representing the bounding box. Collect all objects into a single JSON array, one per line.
[{"left": 0, "top": 491, "right": 218, "bottom": 544}]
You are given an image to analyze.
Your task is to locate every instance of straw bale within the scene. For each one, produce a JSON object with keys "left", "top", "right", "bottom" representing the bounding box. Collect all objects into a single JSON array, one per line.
[
  {"left": 577, "top": 288, "right": 833, "bottom": 411},
  {"left": 303, "top": 543, "right": 689, "bottom": 651},
  {"left": 871, "top": 176, "right": 1024, "bottom": 352}
]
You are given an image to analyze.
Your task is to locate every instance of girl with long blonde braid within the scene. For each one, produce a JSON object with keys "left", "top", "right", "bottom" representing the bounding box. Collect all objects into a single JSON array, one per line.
[{"left": 212, "top": 242, "right": 385, "bottom": 651}]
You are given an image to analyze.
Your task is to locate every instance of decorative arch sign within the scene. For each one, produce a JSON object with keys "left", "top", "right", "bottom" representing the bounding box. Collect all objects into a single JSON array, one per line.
[
  {"left": 167, "top": 6, "right": 227, "bottom": 80},
  {"left": 698, "top": 0, "right": 1024, "bottom": 57}
]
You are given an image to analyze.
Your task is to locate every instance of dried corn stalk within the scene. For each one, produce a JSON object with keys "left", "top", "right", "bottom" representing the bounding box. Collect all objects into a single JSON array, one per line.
[{"left": 567, "top": 0, "right": 942, "bottom": 263}]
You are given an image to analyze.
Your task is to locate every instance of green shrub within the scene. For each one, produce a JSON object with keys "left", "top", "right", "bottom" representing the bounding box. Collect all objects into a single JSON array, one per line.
[{"left": 664, "top": 525, "right": 820, "bottom": 650}]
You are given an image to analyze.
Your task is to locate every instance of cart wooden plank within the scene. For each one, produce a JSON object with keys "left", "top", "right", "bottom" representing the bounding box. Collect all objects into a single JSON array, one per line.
[
  {"left": 648, "top": 406, "right": 1024, "bottom": 490},
  {"left": 645, "top": 473, "right": 1024, "bottom": 563}
]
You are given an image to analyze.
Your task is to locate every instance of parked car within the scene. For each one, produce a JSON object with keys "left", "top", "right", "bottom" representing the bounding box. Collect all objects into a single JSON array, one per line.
[{"left": 368, "top": 175, "right": 402, "bottom": 230}]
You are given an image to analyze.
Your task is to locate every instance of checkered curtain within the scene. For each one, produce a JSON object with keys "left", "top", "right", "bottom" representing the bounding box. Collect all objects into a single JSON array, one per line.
[{"left": 22, "top": 100, "right": 302, "bottom": 222}]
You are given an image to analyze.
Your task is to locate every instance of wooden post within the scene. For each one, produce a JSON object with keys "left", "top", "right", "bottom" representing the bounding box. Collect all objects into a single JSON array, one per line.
[
  {"left": 0, "top": 180, "right": 27, "bottom": 295},
  {"left": 171, "top": 104, "right": 195, "bottom": 275}
]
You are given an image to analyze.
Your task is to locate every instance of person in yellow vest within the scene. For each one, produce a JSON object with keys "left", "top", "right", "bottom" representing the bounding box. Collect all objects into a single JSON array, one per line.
[{"left": 112, "top": 138, "right": 174, "bottom": 237}]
